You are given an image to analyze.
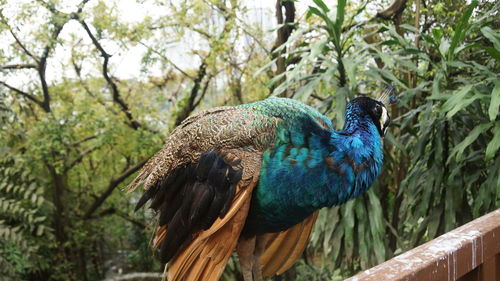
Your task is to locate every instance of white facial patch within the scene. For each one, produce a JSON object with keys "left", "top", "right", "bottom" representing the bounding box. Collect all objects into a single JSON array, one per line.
[{"left": 380, "top": 106, "right": 389, "bottom": 134}]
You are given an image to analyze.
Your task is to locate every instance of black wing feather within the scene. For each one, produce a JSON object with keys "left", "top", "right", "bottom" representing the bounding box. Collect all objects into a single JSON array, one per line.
[{"left": 134, "top": 150, "right": 243, "bottom": 264}]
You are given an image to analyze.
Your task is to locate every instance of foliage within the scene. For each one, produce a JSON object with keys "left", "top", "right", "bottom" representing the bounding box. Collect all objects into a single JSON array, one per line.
[{"left": 0, "top": 144, "right": 53, "bottom": 279}]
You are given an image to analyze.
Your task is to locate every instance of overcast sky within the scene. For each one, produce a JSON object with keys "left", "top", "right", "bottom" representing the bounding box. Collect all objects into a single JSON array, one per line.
[{"left": 1, "top": 0, "right": 377, "bottom": 87}]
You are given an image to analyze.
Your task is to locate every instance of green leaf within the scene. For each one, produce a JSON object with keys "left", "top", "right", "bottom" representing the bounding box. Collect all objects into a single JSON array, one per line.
[
  {"left": 439, "top": 38, "right": 450, "bottom": 57},
  {"left": 432, "top": 28, "right": 442, "bottom": 43},
  {"left": 310, "top": 37, "right": 327, "bottom": 58},
  {"left": 312, "top": 0, "right": 329, "bottom": 12},
  {"left": 294, "top": 78, "right": 319, "bottom": 101},
  {"left": 440, "top": 85, "right": 474, "bottom": 117},
  {"left": 308, "top": 6, "right": 333, "bottom": 29},
  {"left": 265, "top": 72, "right": 286, "bottom": 88},
  {"left": 335, "top": 0, "right": 346, "bottom": 38},
  {"left": 481, "top": 26, "right": 500, "bottom": 52},
  {"left": 483, "top": 46, "right": 500, "bottom": 62},
  {"left": 449, "top": 123, "right": 492, "bottom": 162},
  {"left": 399, "top": 24, "right": 419, "bottom": 33},
  {"left": 485, "top": 122, "right": 500, "bottom": 161},
  {"left": 421, "top": 34, "right": 435, "bottom": 47},
  {"left": 385, "top": 131, "right": 405, "bottom": 151},
  {"left": 342, "top": 57, "right": 357, "bottom": 88},
  {"left": 448, "top": 0, "right": 478, "bottom": 60},
  {"left": 36, "top": 225, "right": 44, "bottom": 236},
  {"left": 254, "top": 59, "right": 276, "bottom": 77},
  {"left": 488, "top": 83, "right": 500, "bottom": 121}
]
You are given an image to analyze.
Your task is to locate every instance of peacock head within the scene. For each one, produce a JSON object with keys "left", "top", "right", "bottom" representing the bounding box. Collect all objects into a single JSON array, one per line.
[
  {"left": 345, "top": 85, "right": 396, "bottom": 137},
  {"left": 346, "top": 97, "right": 390, "bottom": 137}
]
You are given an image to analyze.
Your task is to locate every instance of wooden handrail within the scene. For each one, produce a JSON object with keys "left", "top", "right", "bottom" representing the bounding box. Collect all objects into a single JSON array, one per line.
[{"left": 345, "top": 209, "right": 500, "bottom": 281}]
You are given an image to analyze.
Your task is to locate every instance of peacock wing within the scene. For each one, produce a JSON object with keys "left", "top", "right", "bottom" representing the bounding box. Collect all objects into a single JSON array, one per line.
[
  {"left": 259, "top": 210, "right": 319, "bottom": 277},
  {"left": 128, "top": 106, "right": 278, "bottom": 194}
]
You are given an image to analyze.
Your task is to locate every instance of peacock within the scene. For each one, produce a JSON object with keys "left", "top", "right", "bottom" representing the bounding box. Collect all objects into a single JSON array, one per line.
[{"left": 129, "top": 87, "right": 395, "bottom": 281}]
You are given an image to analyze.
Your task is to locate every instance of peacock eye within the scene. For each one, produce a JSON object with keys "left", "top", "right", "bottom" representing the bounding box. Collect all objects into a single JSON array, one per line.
[{"left": 374, "top": 104, "right": 382, "bottom": 116}]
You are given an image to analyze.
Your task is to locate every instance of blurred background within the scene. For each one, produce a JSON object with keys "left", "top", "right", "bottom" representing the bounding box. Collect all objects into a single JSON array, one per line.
[{"left": 0, "top": 0, "right": 498, "bottom": 280}]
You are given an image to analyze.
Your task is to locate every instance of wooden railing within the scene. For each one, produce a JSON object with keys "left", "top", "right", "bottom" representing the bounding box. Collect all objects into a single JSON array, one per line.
[{"left": 345, "top": 209, "right": 500, "bottom": 281}]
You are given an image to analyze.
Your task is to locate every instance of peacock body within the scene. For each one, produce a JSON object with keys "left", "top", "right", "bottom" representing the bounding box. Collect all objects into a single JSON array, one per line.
[
  {"left": 130, "top": 94, "right": 392, "bottom": 281},
  {"left": 241, "top": 98, "right": 384, "bottom": 235}
]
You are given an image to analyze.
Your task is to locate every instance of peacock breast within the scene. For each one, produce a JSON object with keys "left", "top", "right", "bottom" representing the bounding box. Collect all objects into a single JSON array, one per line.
[{"left": 243, "top": 129, "right": 384, "bottom": 236}]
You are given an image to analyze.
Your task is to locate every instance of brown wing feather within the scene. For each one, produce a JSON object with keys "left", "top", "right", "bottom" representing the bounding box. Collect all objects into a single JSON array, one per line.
[
  {"left": 167, "top": 176, "right": 258, "bottom": 281},
  {"left": 127, "top": 106, "right": 277, "bottom": 193},
  {"left": 260, "top": 211, "right": 319, "bottom": 277}
]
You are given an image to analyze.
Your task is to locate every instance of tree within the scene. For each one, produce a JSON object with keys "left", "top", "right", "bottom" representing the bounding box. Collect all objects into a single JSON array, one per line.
[{"left": 0, "top": 0, "right": 272, "bottom": 279}]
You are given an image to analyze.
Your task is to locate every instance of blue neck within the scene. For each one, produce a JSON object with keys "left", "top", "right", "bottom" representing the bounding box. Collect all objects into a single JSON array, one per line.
[{"left": 328, "top": 118, "right": 383, "bottom": 203}]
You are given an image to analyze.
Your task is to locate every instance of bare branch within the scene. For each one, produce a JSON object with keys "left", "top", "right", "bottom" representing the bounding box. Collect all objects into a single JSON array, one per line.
[
  {"left": 72, "top": 135, "right": 99, "bottom": 147},
  {"left": 376, "top": 0, "right": 408, "bottom": 20},
  {"left": 70, "top": 53, "right": 120, "bottom": 115},
  {"left": 0, "top": 64, "right": 37, "bottom": 70},
  {"left": 35, "top": 0, "right": 59, "bottom": 14},
  {"left": 0, "top": 81, "right": 49, "bottom": 111},
  {"left": 1, "top": 19, "right": 40, "bottom": 62},
  {"left": 83, "top": 159, "right": 148, "bottom": 219},
  {"left": 74, "top": 0, "right": 91, "bottom": 15},
  {"left": 114, "top": 209, "right": 147, "bottom": 229},
  {"left": 174, "top": 61, "right": 207, "bottom": 126},
  {"left": 236, "top": 20, "right": 270, "bottom": 54},
  {"left": 103, "top": 272, "right": 163, "bottom": 281},
  {"left": 272, "top": 0, "right": 296, "bottom": 96},
  {"left": 36, "top": 11, "right": 73, "bottom": 113},
  {"left": 12, "top": 2, "right": 71, "bottom": 113},
  {"left": 174, "top": 2, "right": 234, "bottom": 125},
  {"left": 191, "top": 27, "right": 212, "bottom": 39},
  {"left": 311, "top": 94, "right": 326, "bottom": 101},
  {"left": 137, "top": 41, "right": 195, "bottom": 80},
  {"left": 193, "top": 74, "right": 213, "bottom": 109},
  {"left": 89, "top": 207, "right": 147, "bottom": 228},
  {"left": 65, "top": 145, "right": 101, "bottom": 172},
  {"left": 1, "top": 1, "right": 89, "bottom": 113},
  {"left": 78, "top": 18, "right": 150, "bottom": 131}
]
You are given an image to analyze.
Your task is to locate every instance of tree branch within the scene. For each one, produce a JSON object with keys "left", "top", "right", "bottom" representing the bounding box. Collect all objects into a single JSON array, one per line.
[
  {"left": 65, "top": 145, "right": 101, "bottom": 172},
  {"left": 0, "top": 81, "right": 48, "bottom": 110},
  {"left": 83, "top": 159, "right": 148, "bottom": 219},
  {"left": 72, "top": 135, "right": 99, "bottom": 147},
  {"left": 103, "top": 272, "right": 163, "bottom": 281},
  {"left": 37, "top": 23, "right": 66, "bottom": 113},
  {"left": 376, "top": 0, "right": 407, "bottom": 20},
  {"left": 89, "top": 207, "right": 147, "bottom": 228},
  {"left": 193, "top": 74, "right": 212, "bottom": 109},
  {"left": 137, "top": 41, "right": 195, "bottom": 80},
  {"left": 272, "top": 0, "right": 296, "bottom": 96},
  {"left": 4, "top": 24, "right": 39, "bottom": 62},
  {"left": 114, "top": 209, "right": 147, "bottom": 229},
  {"left": 174, "top": 2, "right": 233, "bottom": 126},
  {"left": 1, "top": 0, "right": 91, "bottom": 113},
  {"left": 174, "top": 61, "right": 207, "bottom": 126},
  {"left": 0, "top": 64, "right": 37, "bottom": 70},
  {"left": 70, "top": 53, "right": 121, "bottom": 115},
  {"left": 78, "top": 18, "right": 149, "bottom": 131}
]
